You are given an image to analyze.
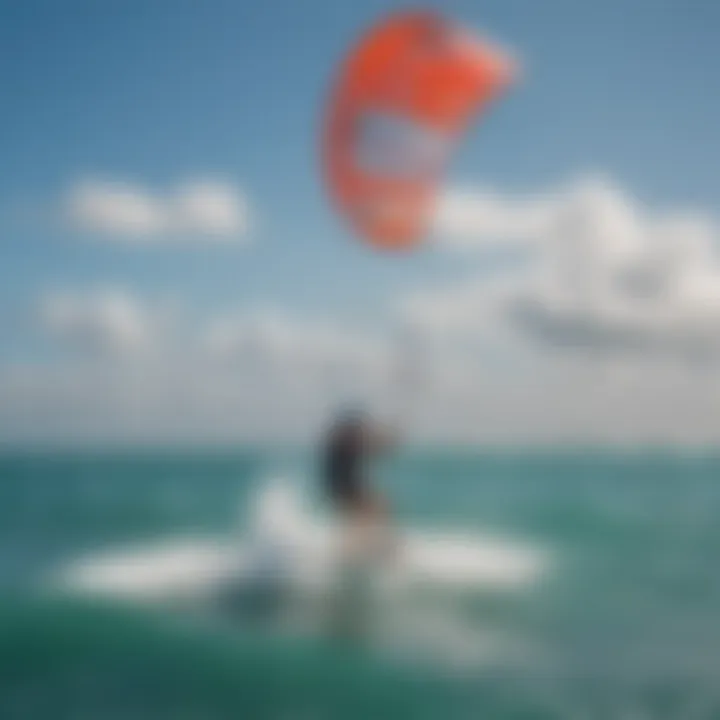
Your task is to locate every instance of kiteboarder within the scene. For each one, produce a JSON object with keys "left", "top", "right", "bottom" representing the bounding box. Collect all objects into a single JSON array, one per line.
[{"left": 320, "top": 409, "right": 398, "bottom": 556}]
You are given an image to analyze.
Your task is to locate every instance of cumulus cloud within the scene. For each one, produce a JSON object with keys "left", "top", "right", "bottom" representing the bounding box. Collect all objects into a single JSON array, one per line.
[
  {"left": 3, "top": 273, "right": 720, "bottom": 445},
  {"left": 206, "top": 311, "right": 386, "bottom": 372},
  {"left": 65, "top": 178, "right": 249, "bottom": 242},
  {"left": 5, "top": 174, "right": 720, "bottom": 446},
  {"left": 424, "top": 176, "right": 720, "bottom": 360},
  {"left": 204, "top": 311, "right": 392, "bottom": 418},
  {"left": 0, "top": 289, "right": 392, "bottom": 444},
  {"left": 433, "top": 186, "right": 556, "bottom": 246},
  {"left": 40, "top": 288, "right": 154, "bottom": 356}
]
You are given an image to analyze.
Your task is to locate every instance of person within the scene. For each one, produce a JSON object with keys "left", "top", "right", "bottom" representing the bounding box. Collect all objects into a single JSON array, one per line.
[
  {"left": 320, "top": 409, "right": 399, "bottom": 642},
  {"left": 320, "top": 408, "right": 398, "bottom": 543}
]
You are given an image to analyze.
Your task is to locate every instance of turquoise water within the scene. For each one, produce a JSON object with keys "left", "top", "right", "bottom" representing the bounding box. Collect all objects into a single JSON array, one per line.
[{"left": 2, "top": 448, "right": 720, "bottom": 718}]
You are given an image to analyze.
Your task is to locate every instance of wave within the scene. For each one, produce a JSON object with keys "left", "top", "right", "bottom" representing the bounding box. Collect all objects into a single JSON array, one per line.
[{"left": 50, "top": 475, "right": 550, "bottom": 603}]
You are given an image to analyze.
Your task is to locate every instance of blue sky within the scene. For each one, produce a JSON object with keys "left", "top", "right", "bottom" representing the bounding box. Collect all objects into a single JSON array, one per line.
[{"left": 1, "top": 0, "right": 719, "bottom": 444}]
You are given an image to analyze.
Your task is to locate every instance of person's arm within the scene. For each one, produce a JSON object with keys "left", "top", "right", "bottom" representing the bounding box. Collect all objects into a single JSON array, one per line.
[{"left": 363, "top": 423, "right": 400, "bottom": 454}]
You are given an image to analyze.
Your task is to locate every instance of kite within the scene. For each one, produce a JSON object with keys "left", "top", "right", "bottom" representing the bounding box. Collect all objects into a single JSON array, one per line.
[{"left": 322, "top": 10, "right": 516, "bottom": 250}]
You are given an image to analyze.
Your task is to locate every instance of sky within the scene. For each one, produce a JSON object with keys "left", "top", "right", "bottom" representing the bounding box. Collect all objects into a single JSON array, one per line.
[{"left": 1, "top": 0, "right": 720, "bottom": 446}]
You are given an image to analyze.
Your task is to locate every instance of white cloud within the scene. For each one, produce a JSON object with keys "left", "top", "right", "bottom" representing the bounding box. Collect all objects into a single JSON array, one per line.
[
  {"left": 204, "top": 311, "right": 392, "bottom": 420},
  {"left": 65, "top": 178, "right": 249, "bottom": 242},
  {"left": 3, "top": 272, "right": 720, "bottom": 445},
  {"left": 206, "top": 311, "right": 386, "bottom": 372},
  {"left": 425, "top": 176, "right": 720, "bottom": 359},
  {"left": 432, "top": 186, "right": 556, "bottom": 247},
  {"left": 40, "top": 288, "right": 153, "bottom": 356},
  {"left": 0, "top": 290, "right": 392, "bottom": 445},
  {"left": 4, "top": 174, "right": 720, "bottom": 446}
]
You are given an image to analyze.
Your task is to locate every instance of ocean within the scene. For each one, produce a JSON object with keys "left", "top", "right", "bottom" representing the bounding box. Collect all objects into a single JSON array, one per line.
[{"left": 1, "top": 447, "right": 720, "bottom": 719}]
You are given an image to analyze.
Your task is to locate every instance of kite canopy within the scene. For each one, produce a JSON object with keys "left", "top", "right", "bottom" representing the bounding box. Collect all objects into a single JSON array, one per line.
[{"left": 322, "top": 10, "right": 516, "bottom": 250}]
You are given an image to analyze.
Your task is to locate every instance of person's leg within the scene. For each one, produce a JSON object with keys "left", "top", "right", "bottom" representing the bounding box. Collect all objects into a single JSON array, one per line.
[
  {"left": 358, "top": 486, "right": 389, "bottom": 518},
  {"left": 356, "top": 490, "right": 397, "bottom": 559}
]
